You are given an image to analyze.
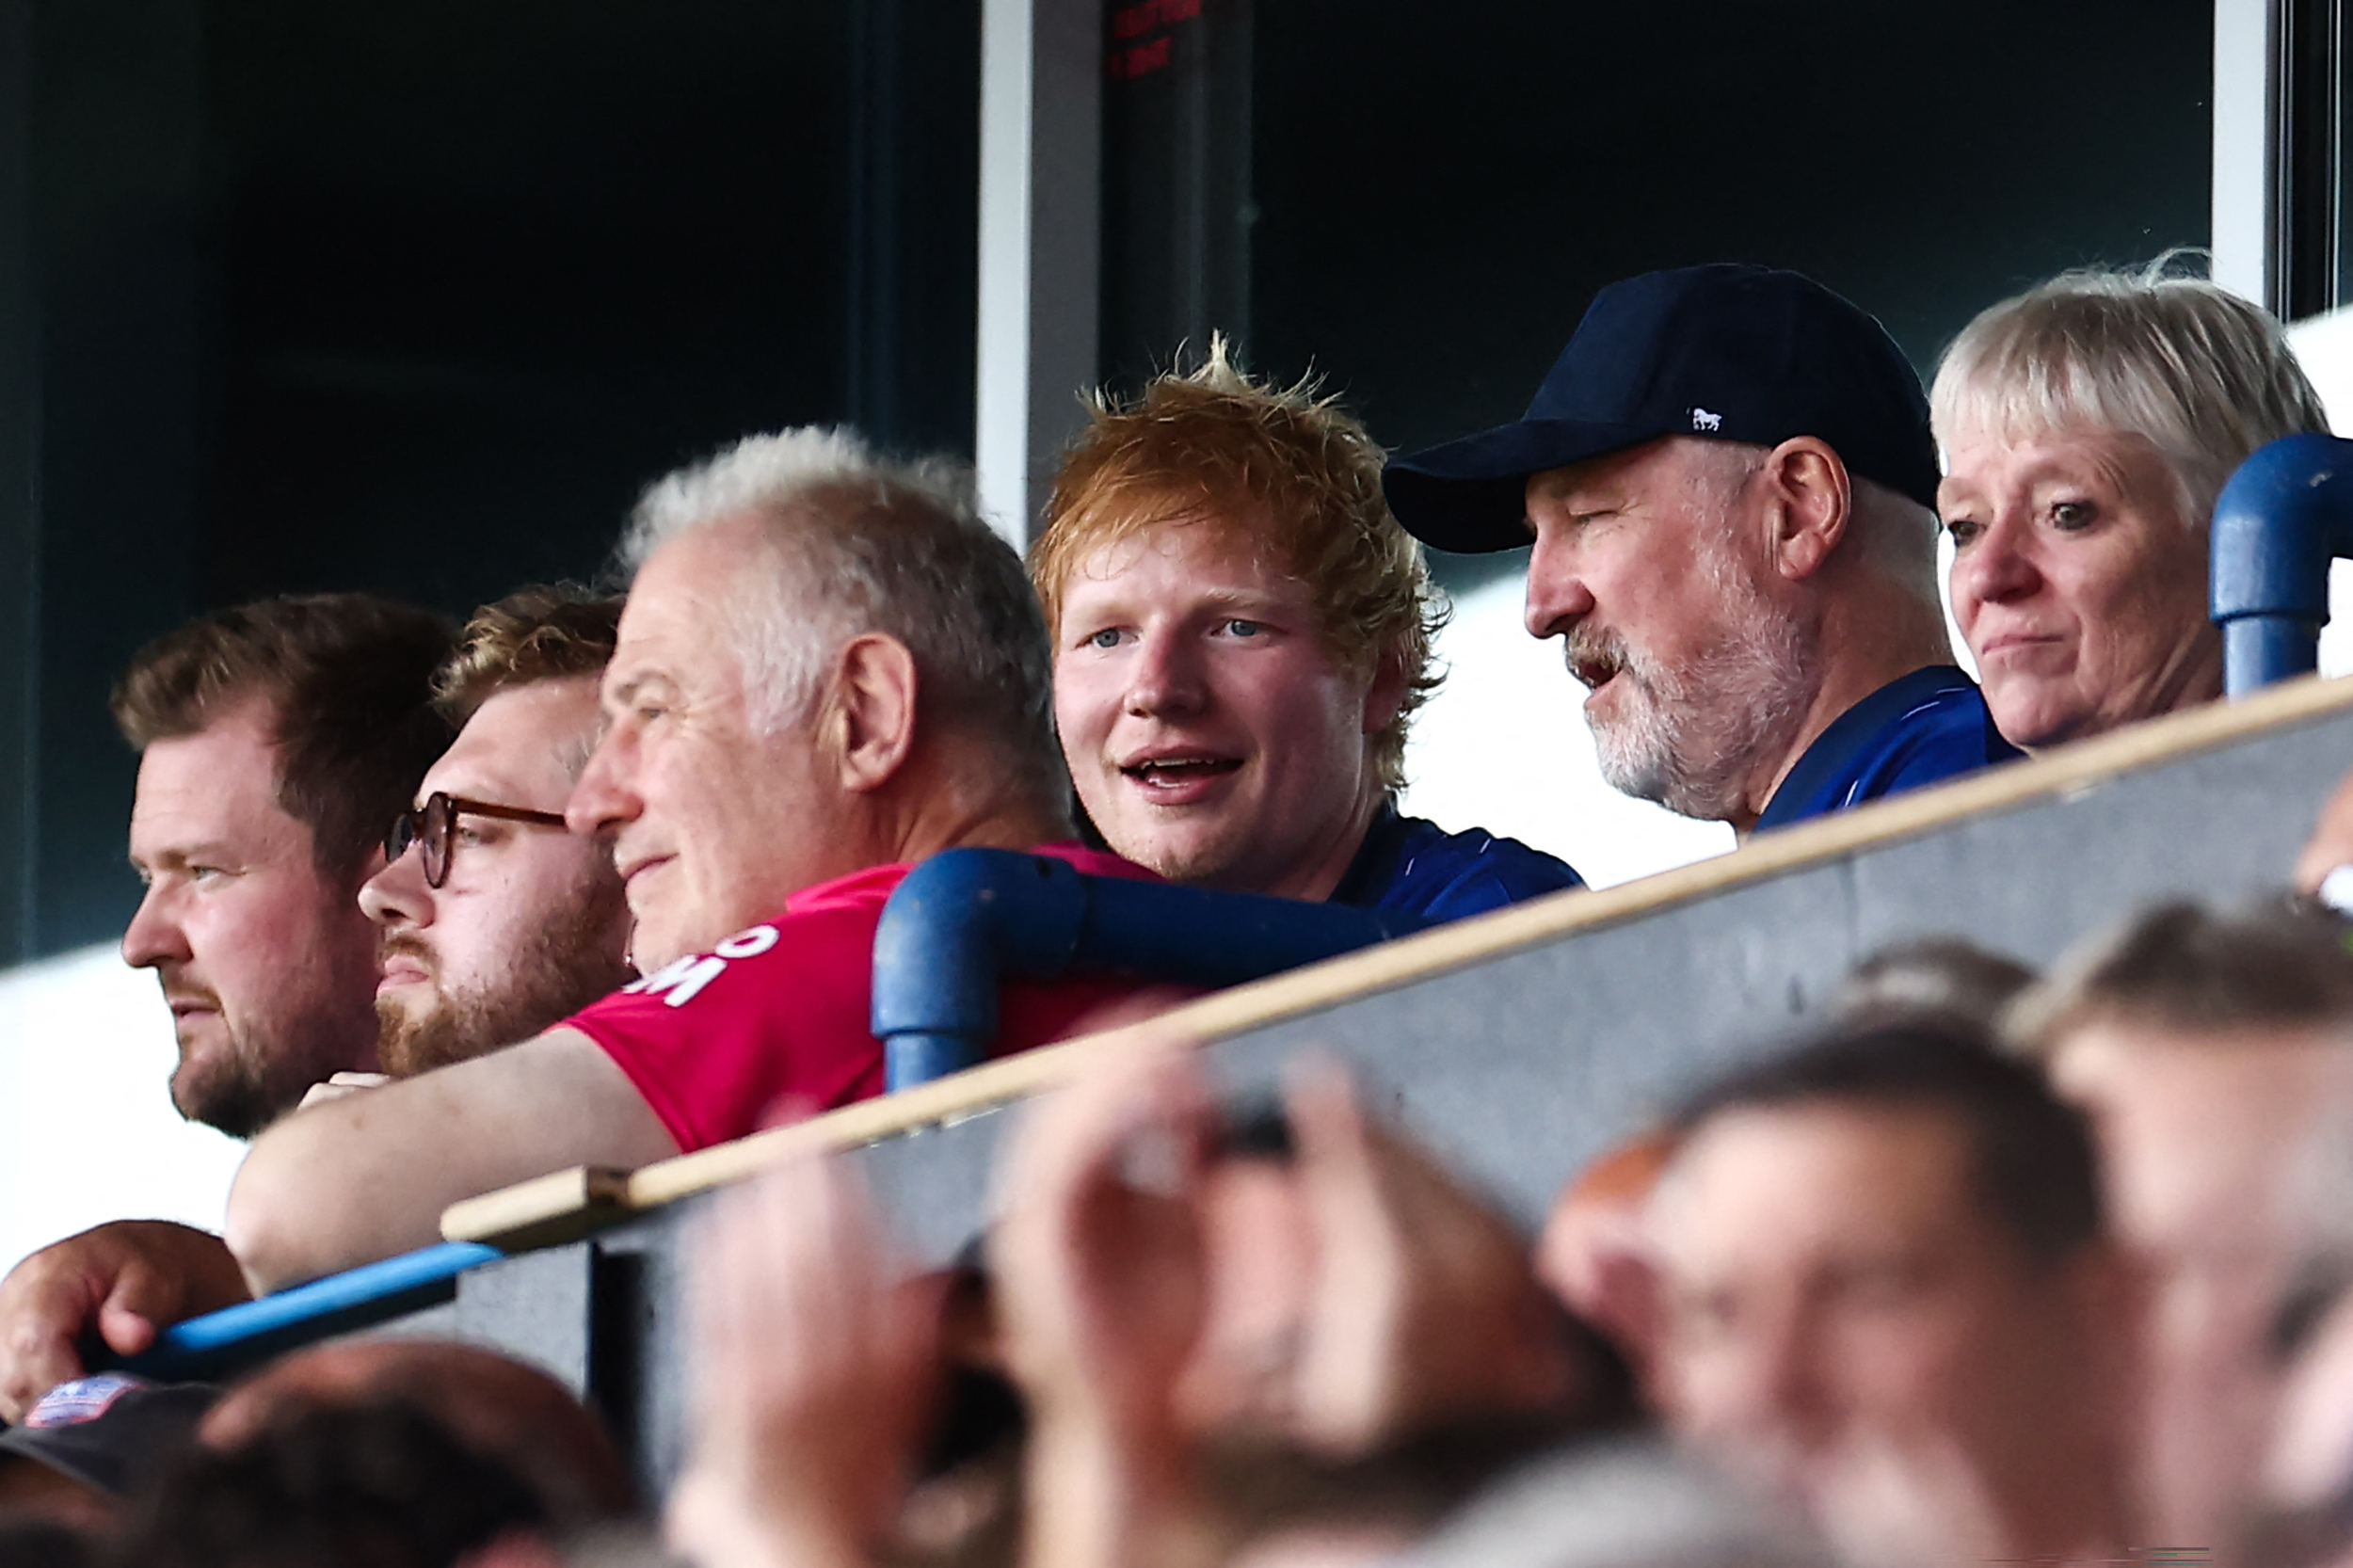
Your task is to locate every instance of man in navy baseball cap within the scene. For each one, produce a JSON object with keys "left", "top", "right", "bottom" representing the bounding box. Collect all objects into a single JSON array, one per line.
[{"left": 1385, "top": 264, "right": 2019, "bottom": 835}]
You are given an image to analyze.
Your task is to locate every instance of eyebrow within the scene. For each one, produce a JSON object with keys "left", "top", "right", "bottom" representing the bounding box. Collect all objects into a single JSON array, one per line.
[
  {"left": 602, "top": 668, "right": 673, "bottom": 712},
  {"left": 130, "top": 841, "right": 233, "bottom": 872}
]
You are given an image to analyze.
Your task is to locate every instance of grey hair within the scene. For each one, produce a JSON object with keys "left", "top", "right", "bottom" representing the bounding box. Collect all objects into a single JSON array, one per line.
[
  {"left": 1930, "top": 255, "right": 2329, "bottom": 529},
  {"left": 620, "top": 426, "right": 1061, "bottom": 794},
  {"left": 1682, "top": 440, "right": 1941, "bottom": 608}
]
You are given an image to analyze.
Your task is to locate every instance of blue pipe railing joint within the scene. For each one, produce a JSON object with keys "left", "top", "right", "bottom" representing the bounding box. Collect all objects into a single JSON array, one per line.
[
  {"left": 2211, "top": 431, "right": 2353, "bottom": 696},
  {"left": 872, "top": 848, "right": 1434, "bottom": 1090}
]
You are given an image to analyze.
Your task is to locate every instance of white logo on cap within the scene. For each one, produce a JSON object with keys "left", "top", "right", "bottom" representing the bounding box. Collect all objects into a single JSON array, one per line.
[{"left": 1690, "top": 408, "right": 1722, "bottom": 433}]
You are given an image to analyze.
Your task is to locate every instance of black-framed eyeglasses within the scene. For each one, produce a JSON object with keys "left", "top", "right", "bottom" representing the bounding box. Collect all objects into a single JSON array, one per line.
[{"left": 384, "top": 792, "right": 569, "bottom": 889}]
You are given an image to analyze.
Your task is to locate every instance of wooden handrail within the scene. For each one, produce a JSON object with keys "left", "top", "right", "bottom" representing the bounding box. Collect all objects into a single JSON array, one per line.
[{"left": 441, "top": 673, "right": 2353, "bottom": 1247}]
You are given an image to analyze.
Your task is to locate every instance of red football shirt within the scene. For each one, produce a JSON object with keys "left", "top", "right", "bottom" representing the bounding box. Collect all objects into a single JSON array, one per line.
[{"left": 566, "top": 843, "right": 1161, "bottom": 1153}]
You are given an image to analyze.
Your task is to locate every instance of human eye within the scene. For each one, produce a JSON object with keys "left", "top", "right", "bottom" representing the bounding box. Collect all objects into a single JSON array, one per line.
[
  {"left": 187, "top": 863, "right": 228, "bottom": 887},
  {"left": 2048, "top": 497, "right": 2099, "bottom": 532},
  {"left": 1080, "top": 626, "right": 1128, "bottom": 651},
  {"left": 1221, "top": 618, "right": 1267, "bottom": 638},
  {"left": 1942, "top": 515, "right": 1983, "bottom": 549}
]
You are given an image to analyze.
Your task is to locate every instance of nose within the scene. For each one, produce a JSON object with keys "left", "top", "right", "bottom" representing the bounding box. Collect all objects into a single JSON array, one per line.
[
  {"left": 359, "top": 840, "right": 433, "bottom": 931},
  {"left": 1951, "top": 511, "right": 2042, "bottom": 616},
  {"left": 120, "top": 882, "right": 190, "bottom": 971},
  {"left": 1123, "top": 627, "right": 1207, "bottom": 719},
  {"left": 567, "top": 727, "right": 641, "bottom": 840},
  {"left": 1525, "top": 526, "right": 1597, "bottom": 640}
]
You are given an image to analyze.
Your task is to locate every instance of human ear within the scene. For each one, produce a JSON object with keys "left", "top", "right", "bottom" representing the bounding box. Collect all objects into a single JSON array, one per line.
[
  {"left": 1361, "top": 645, "right": 1413, "bottom": 738},
  {"left": 1764, "top": 438, "right": 1852, "bottom": 582},
  {"left": 821, "top": 634, "right": 921, "bottom": 793}
]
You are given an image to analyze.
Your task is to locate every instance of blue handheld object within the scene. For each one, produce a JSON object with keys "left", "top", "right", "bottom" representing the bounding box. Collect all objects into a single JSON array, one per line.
[
  {"left": 872, "top": 848, "right": 1434, "bottom": 1090},
  {"left": 118, "top": 1240, "right": 502, "bottom": 1383},
  {"left": 2211, "top": 432, "right": 2353, "bottom": 696}
]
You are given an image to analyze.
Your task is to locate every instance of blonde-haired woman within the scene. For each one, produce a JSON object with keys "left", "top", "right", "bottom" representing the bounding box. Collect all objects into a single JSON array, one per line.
[{"left": 1931, "top": 262, "right": 2329, "bottom": 750}]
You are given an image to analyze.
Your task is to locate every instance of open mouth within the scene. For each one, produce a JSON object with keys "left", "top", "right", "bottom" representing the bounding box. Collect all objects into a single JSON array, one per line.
[
  {"left": 1120, "top": 757, "right": 1244, "bottom": 790},
  {"left": 1568, "top": 656, "right": 1622, "bottom": 694}
]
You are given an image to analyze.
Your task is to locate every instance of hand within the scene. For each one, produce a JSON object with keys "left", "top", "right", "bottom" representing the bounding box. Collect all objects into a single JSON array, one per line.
[
  {"left": 297, "top": 1072, "right": 392, "bottom": 1111},
  {"left": 990, "top": 1042, "right": 1213, "bottom": 1448},
  {"left": 989, "top": 1042, "right": 1218, "bottom": 1568},
  {"left": 667, "top": 1151, "right": 941, "bottom": 1568},
  {"left": 2297, "top": 764, "right": 2353, "bottom": 898},
  {"left": 0, "top": 1220, "right": 250, "bottom": 1419},
  {"left": 1283, "top": 1057, "right": 1577, "bottom": 1456}
]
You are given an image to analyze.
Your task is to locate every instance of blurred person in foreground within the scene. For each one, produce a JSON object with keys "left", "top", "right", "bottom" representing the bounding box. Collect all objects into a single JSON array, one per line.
[
  {"left": 1647, "top": 1024, "right": 2137, "bottom": 1568},
  {"left": 114, "top": 594, "right": 456, "bottom": 1135},
  {"left": 1384, "top": 264, "right": 2016, "bottom": 838},
  {"left": 1931, "top": 262, "right": 2328, "bottom": 752},
  {"left": 2009, "top": 899, "right": 2353, "bottom": 1564},
  {"left": 2237, "top": 1118, "right": 2353, "bottom": 1568},
  {"left": 199, "top": 1336, "right": 636, "bottom": 1530},
  {"left": 668, "top": 1043, "right": 1630, "bottom": 1568},
  {"left": 1032, "top": 343, "right": 1579, "bottom": 917},
  {"left": 0, "top": 588, "right": 633, "bottom": 1419},
  {"left": 1534, "top": 938, "right": 2039, "bottom": 1395},
  {"left": 225, "top": 430, "right": 1178, "bottom": 1294},
  {"left": 115, "top": 1399, "right": 552, "bottom": 1568}
]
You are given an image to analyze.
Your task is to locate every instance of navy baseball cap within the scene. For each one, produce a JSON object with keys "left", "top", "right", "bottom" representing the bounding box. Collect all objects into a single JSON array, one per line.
[{"left": 1383, "top": 264, "right": 1941, "bottom": 553}]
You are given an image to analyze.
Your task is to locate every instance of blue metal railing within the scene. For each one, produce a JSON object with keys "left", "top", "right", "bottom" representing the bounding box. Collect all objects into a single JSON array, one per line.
[
  {"left": 113, "top": 1240, "right": 501, "bottom": 1384},
  {"left": 2212, "top": 431, "right": 2353, "bottom": 695},
  {"left": 872, "top": 848, "right": 1436, "bottom": 1090}
]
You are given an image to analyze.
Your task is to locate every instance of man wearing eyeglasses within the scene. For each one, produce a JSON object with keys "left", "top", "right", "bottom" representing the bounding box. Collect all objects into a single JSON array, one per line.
[
  {"left": 216, "top": 429, "right": 1178, "bottom": 1298},
  {"left": 360, "top": 585, "right": 635, "bottom": 1081}
]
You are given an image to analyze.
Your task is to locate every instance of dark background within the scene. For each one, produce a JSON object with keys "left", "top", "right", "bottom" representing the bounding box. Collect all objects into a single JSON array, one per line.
[{"left": 1, "top": 0, "right": 2216, "bottom": 961}]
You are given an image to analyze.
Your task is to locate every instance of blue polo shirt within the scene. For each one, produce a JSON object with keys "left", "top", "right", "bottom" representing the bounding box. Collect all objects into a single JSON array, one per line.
[
  {"left": 1330, "top": 803, "right": 1583, "bottom": 921},
  {"left": 1753, "top": 664, "right": 2022, "bottom": 833}
]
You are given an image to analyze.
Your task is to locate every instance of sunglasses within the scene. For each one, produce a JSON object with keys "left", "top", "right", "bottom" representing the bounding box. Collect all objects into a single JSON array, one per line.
[{"left": 384, "top": 792, "right": 569, "bottom": 889}]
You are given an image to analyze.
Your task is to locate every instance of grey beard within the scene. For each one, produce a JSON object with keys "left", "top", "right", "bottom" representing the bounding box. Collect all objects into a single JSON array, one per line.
[{"left": 1575, "top": 577, "right": 1817, "bottom": 824}]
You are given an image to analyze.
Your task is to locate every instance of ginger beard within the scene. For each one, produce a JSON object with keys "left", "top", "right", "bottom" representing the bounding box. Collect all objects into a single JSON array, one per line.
[
  {"left": 1567, "top": 541, "right": 1817, "bottom": 823},
  {"left": 374, "top": 872, "right": 634, "bottom": 1078}
]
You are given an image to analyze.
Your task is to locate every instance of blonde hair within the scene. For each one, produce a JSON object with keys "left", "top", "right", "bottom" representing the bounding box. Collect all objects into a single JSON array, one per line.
[
  {"left": 1032, "top": 340, "right": 1446, "bottom": 792},
  {"left": 1931, "top": 256, "right": 2329, "bottom": 528},
  {"left": 432, "top": 584, "right": 623, "bottom": 728}
]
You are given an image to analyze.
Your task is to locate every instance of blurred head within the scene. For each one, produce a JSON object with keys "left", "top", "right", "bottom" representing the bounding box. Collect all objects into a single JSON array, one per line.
[
  {"left": 1932, "top": 263, "right": 2327, "bottom": 750},
  {"left": 363, "top": 587, "right": 634, "bottom": 1075},
  {"left": 1034, "top": 344, "right": 1441, "bottom": 897},
  {"left": 1522, "top": 437, "right": 1941, "bottom": 825},
  {"left": 2010, "top": 899, "right": 2353, "bottom": 1552},
  {"left": 200, "top": 1338, "right": 635, "bottom": 1528},
  {"left": 567, "top": 428, "right": 1064, "bottom": 968},
  {"left": 1535, "top": 1128, "right": 1677, "bottom": 1387},
  {"left": 131, "top": 1400, "right": 549, "bottom": 1568},
  {"left": 1832, "top": 938, "right": 2037, "bottom": 1036},
  {"left": 1650, "top": 1026, "right": 2129, "bottom": 1567},
  {"left": 114, "top": 595, "right": 456, "bottom": 1136}
]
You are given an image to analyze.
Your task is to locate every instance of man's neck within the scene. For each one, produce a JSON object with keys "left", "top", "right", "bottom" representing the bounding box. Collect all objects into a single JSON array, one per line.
[
  {"left": 881, "top": 743, "right": 1074, "bottom": 868},
  {"left": 1272, "top": 780, "right": 1388, "bottom": 904},
  {"left": 1727, "top": 589, "right": 1954, "bottom": 837}
]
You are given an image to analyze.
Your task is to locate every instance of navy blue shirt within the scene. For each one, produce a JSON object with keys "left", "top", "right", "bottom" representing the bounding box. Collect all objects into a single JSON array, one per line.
[
  {"left": 1330, "top": 804, "right": 1583, "bottom": 921},
  {"left": 1753, "top": 665, "right": 2023, "bottom": 833}
]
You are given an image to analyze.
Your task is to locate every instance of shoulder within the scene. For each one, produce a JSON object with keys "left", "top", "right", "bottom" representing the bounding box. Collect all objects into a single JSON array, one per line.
[{"left": 1364, "top": 815, "right": 1583, "bottom": 921}]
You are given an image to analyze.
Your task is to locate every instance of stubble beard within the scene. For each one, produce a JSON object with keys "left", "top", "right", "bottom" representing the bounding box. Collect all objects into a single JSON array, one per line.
[
  {"left": 376, "top": 874, "right": 636, "bottom": 1078},
  {"left": 169, "top": 1004, "right": 291, "bottom": 1142},
  {"left": 1570, "top": 554, "right": 1817, "bottom": 824}
]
